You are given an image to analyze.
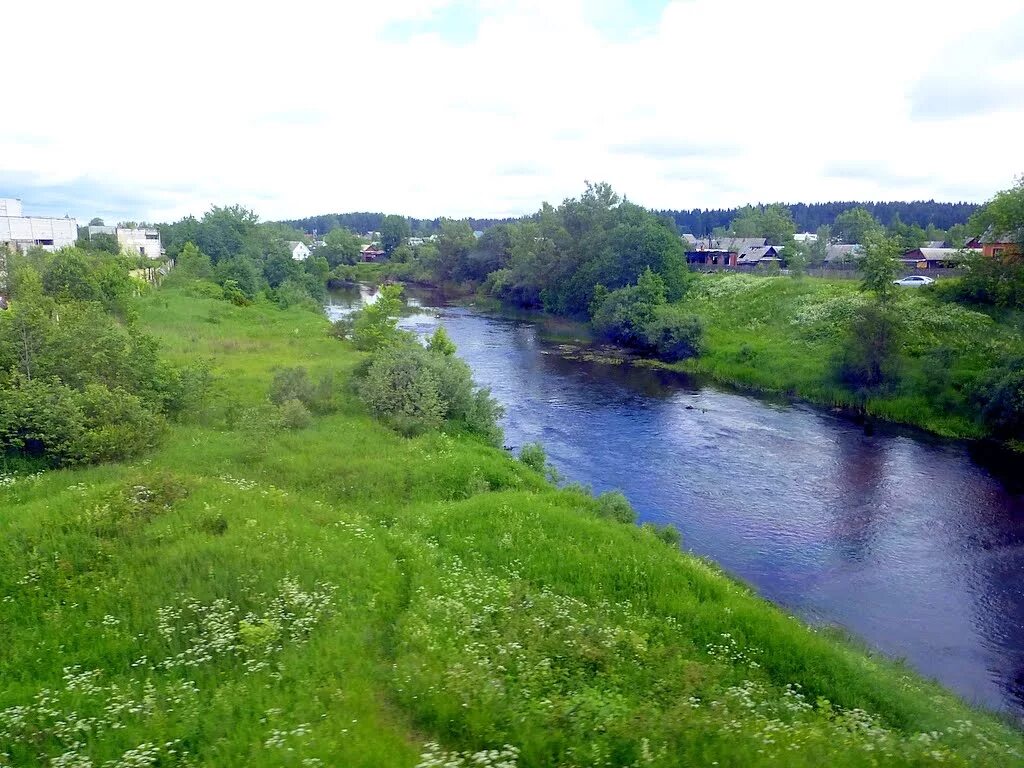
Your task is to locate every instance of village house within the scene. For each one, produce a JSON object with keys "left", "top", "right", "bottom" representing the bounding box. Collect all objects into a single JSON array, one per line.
[
  {"left": 982, "top": 232, "right": 1020, "bottom": 260},
  {"left": 0, "top": 198, "right": 78, "bottom": 252},
  {"left": 287, "top": 240, "right": 311, "bottom": 261},
  {"left": 360, "top": 244, "right": 386, "bottom": 262},
  {"left": 823, "top": 244, "right": 864, "bottom": 265},
  {"left": 901, "top": 247, "right": 972, "bottom": 269},
  {"left": 408, "top": 236, "right": 425, "bottom": 247},
  {"left": 685, "top": 236, "right": 769, "bottom": 268},
  {"left": 736, "top": 245, "right": 783, "bottom": 267}
]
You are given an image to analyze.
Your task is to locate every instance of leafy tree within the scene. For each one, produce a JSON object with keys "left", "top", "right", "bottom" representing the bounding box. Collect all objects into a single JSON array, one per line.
[
  {"left": 435, "top": 219, "right": 476, "bottom": 282},
  {"left": 322, "top": 228, "right": 363, "bottom": 267},
  {"left": 888, "top": 214, "right": 926, "bottom": 251},
  {"left": 380, "top": 215, "right": 411, "bottom": 255},
  {"left": 858, "top": 233, "right": 902, "bottom": 304},
  {"left": 727, "top": 204, "right": 796, "bottom": 244},
  {"left": 834, "top": 207, "right": 883, "bottom": 244},
  {"left": 969, "top": 175, "right": 1024, "bottom": 249},
  {"left": 89, "top": 217, "right": 105, "bottom": 226},
  {"left": 176, "top": 242, "right": 214, "bottom": 280},
  {"left": 42, "top": 251, "right": 98, "bottom": 301},
  {"left": 351, "top": 284, "right": 407, "bottom": 351}
]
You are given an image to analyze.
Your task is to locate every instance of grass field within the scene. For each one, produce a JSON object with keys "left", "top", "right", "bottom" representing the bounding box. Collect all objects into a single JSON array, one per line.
[
  {"left": 2, "top": 287, "right": 1022, "bottom": 766},
  {"left": 672, "top": 273, "right": 1024, "bottom": 438}
]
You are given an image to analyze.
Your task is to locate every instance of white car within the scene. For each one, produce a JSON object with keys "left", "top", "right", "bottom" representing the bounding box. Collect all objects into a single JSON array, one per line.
[{"left": 893, "top": 275, "right": 935, "bottom": 287}]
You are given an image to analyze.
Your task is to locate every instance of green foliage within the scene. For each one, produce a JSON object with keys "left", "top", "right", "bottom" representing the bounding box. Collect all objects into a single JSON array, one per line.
[
  {"left": 595, "top": 490, "right": 636, "bottom": 524},
  {"left": 975, "top": 360, "right": 1024, "bottom": 439},
  {"left": 641, "top": 521, "right": 682, "bottom": 547},
  {"left": 834, "top": 303, "right": 904, "bottom": 396},
  {"left": 269, "top": 367, "right": 316, "bottom": 407},
  {"left": 355, "top": 339, "right": 503, "bottom": 445},
  {"left": 380, "top": 214, "right": 411, "bottom": 255},
  {"left": 644, "top": 305, "right": 705, "bottom": 362},
  {"left": 518, "top": 442, "right": 547, "bottom": 473},
  {"left": 351, "top": 284, "right": 407, "bottom": 350},
  {"left": 427, "top": 326, "right": 457, "bottom": 356},
  {"left": 834, "top": 207, "right": 883, "bottom": 244},
  {"left": 277, "top": 397, "right": 313, "bottom": 430},
  {"left": 0, "top": 286, "right": 1019, "bottom": 767},
  {"left": 969, "top": 175, "right": 1024, "bottom": 248},
  {"left": 728, "top": 203, "right": 796, "bottom": 244},
  {"left": 322, "top": 228, "right": 363, "bottom": 267},
  {"left": 858, "top": 233, "right": 902, "bottom": 303},
  {"left": 0, "top": 375, "right": 163, "bottom": 465},
  {"left": 176, "top": 241, "right": 214, "bottom": 280},
  {"left": 592, "top": 270, "right": 704, "bottom": 361}
]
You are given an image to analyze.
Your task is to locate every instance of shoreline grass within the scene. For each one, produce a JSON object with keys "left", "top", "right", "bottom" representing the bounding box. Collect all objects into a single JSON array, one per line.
[{"left": 1, "top": 287, "right": 1021, "bottom": 766}]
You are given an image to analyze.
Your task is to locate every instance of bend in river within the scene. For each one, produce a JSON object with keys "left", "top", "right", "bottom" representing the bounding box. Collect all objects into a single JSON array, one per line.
[{"left": 326, "top": 284, "right": 1024, "bottom": 719}]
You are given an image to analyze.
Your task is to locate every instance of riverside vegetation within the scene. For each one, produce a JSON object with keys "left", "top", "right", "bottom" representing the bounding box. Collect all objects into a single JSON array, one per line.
[
  {"left": 340, "top": 179, "right": 1024, "bottom": 444},
  {"left": 1, "top": 246, "right": 1023, "bottom": 766}
]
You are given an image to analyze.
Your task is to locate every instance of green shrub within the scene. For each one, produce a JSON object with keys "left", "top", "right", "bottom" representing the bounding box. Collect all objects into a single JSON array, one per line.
[
  {"left": 975, "top": 359, "right": 1024, "bottom": 439},
  {"left": 355, "top": 341, "right": 503, "bottom": 445},
  {"left": 278, "top": 398, "right": 313, "bottom": 430},
  {"left": 518, "top": 442, "right": 547, "bottom": 473},
  {"left": 0, "top": 376, "right": 163, "bottom": 466},
  {"left": 644, "top": 306, "right": 704, "bottom": 361},
  {"left": 833, "top": 304, "right": 904, "bottom": 395},
  {"left": 596, "top": 490, "right": 637, "bottom": 524},
  {"left": 642, "top": 521, "right": 682, "bottom": 547},
  {"left": 269, "top": 367, "right": 315, "bottom": 407}
]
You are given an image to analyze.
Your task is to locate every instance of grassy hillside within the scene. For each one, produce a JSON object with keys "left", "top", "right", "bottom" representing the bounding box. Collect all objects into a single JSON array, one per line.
[
  {"left": 673, "top": 274, "right": 1024, "bottom": 438},
  {"left": 1, "top": 287, "right": 1022, "bottom": 767}
]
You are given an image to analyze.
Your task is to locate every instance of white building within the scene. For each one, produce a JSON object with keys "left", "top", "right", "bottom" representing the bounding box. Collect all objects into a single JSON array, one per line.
[
  {"left": 0, "top": 198, "right": 78, "bottom": 252},
  {"left": 287, "top": 240, "right": 310, "bottom": 261},
  {"left": 408, "top": 236, "right": 425, "bottom": 247},
  {"left": 117, "top": 227, "right": 162, "bottom": 259}
]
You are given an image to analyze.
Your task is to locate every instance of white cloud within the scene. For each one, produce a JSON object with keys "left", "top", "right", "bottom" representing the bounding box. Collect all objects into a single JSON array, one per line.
[{"left": 1, "top": 0, "right": 1022, "bottom": 223}]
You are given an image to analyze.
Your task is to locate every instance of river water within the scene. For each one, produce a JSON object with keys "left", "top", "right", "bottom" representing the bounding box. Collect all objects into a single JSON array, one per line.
[{"left": 326, "top": 285, "right": 1024, "bottom": 718}]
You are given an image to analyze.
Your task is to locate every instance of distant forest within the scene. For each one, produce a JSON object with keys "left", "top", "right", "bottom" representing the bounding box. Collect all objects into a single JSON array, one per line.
[
  {"left": 284, "top": 200, "right": 979, "bottom": 238},
  {"left": 655, "top": 201, "right": 981, "bottom": 236},
  {"left": 282, "top": 212, "right": 519, "bottom": 237}
]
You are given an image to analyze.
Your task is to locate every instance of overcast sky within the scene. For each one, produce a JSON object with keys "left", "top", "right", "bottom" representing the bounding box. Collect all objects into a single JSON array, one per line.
[{"left": 2, "top": 0, "right": 1022, "bottom": 224}]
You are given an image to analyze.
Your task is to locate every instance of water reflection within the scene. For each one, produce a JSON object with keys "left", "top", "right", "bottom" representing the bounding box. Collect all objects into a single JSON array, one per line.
[{"left": 327, "top": 287, "right": 1024, "bottom": 717}]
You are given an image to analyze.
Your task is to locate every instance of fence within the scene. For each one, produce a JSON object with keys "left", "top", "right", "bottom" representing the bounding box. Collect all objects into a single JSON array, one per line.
[{"left": 688, "top": 264, "right": 966, "bottom": 280}]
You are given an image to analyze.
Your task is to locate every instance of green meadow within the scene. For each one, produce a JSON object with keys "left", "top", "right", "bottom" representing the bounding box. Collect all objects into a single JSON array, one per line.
[{"left": 2, "top": 286, "right": 1022, "bottom": 767}]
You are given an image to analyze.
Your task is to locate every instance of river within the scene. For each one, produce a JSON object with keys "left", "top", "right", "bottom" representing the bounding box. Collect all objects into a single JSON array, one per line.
[{"left": 326, "top": 284, "right": 1024, "bottom": 719}]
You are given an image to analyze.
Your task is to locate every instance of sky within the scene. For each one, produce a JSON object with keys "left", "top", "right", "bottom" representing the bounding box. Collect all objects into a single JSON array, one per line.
[{"left": 1, "top": 0, "right": 1023, "bottom": 225}]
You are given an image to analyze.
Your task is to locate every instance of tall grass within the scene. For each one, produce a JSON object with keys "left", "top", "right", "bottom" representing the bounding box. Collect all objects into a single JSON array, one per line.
[{"left": 0, "top": 288, "right": 1021, "bottom": 767}]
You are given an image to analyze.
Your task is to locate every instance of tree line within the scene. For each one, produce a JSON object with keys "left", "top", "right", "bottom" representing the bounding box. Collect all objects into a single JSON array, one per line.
[{"left": 656, "top": 200, "right": 979, "bottom": 236}]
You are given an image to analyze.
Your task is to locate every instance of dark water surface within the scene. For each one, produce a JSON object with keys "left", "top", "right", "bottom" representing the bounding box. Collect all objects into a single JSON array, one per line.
[{"left": 326, "top": 286, "right": 1024, "bottom": 717}]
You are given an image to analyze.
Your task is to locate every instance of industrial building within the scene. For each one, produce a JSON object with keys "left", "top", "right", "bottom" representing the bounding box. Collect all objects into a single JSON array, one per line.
[
  {"left": 0, "top": 198, "right": 78, "bottom": 252},
  {"left": 116, "top": 227, "right": 162, "bottom": 258}
]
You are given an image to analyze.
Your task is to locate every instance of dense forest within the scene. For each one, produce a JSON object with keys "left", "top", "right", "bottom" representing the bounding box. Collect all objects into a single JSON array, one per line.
[
  {"left": 283, "top": 212, "right": 518, "bottom": 237},
  {"left": 657, "top": 201, "right": 980, "bottom": 236},
  {"left": 284, "top": 201, "right": 978, "bottom": 239}
]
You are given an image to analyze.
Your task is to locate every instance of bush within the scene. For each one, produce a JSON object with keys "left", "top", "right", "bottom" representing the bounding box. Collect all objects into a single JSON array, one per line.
[
  {"left": 0, "top": 376, "right": 163, "bottom": 466},
  {"left": 278, "top": 398, "right": 313, "bottom": 430},
  {"left": 833, "top": 304, "right": 904, "bottom": 395},
  {"left": 595, "top": 490, "right": 637, "bottom": 524},
  {"left": 642, "top": 521, "right": 682, "bottom": 547},
  {"left": 644, "top": 306, "right": 704, "bottom": 362},
  {"left": 518, "top": 442, "right": 547, "bottom": 473},
  {"left": 269, "top": 367, "right": 315, "bottom": 407},
  {"left": 356, "top": 345, "right": 445, "bottom": 436},
  {"left": 976, "top": 360, "right": 1024, "bottom": 439},
  {"left": 355, "top": 341, "right": 503, "bottom": 445}
]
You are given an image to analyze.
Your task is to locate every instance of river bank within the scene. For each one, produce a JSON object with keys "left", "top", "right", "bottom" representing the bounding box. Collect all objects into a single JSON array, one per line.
[
  {"left": 3, "top": 285, "right": 1022, "bottom": 766},
  {"left": 337, "top": 263, "right": 1023, "bottom": 446},
  {"left": 330, "top": 283, "right": 1024, "bottom": 718}
]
